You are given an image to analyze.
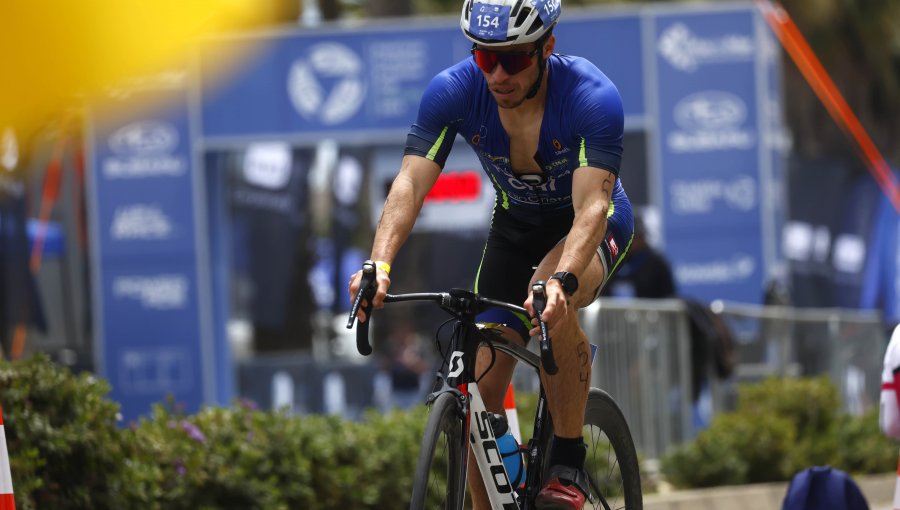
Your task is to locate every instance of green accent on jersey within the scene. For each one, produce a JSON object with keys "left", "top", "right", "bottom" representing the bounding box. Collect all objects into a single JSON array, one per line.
[
  {"left": 607, "top": 200, "right": 615, "bottom": 218},
  {"left": 609, "top": 231, "right": 635, "bottom": 278},
  {"left": 489, "top": 174, "right": 510, "bottom": 209},
  {"left": 579, "top": 137, "right": 588, "bottom": 167},
  {"left": 426, "top": 126, "right": 449, "bottom": 161}
]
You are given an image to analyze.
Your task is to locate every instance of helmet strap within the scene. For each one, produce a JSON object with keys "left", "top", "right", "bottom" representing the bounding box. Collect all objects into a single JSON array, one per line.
[
  {"left": 525, "top": 56, "right": 546, "bottom": 100},
  {"left": 525, "top": 31, "right": 552, "bottom": 100}
]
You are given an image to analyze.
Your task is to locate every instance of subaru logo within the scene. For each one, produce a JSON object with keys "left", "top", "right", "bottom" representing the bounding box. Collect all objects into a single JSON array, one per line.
[
  {"left": 108, "top": 121, "right": 178, "bottom": 156},
  {"left": 674, "top": 91, "right": 746, "bottom": 131}
]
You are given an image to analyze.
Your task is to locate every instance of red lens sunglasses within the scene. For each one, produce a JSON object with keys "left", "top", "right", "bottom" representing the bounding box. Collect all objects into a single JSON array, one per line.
[{"left": 471, "top": 45, "right": 540, "bottom": 75}]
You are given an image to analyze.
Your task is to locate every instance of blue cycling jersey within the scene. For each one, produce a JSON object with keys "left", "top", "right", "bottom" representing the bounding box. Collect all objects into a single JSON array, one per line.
[{"left": 405, "top": 53, "right": 625, "bottom": 223}]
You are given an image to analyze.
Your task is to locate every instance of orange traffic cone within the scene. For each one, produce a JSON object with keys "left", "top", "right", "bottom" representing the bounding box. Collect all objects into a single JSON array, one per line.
[
  {"left": 0, "top": 403, "right": 14, "bottom": 510},
  {"left": 503, "top": 384, "right": 521, "bottom": 444}
]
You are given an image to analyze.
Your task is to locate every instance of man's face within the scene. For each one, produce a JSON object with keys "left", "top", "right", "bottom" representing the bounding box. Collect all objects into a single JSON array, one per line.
[{"left": 474, "top": 37, "right": 552, "bottom": 108}]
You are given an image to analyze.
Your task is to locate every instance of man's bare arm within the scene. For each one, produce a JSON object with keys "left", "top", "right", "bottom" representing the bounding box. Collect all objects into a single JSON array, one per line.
[
  {"left": 556, "top": 166, "right": 615, "bottom": 278},
  {"left": 348, "top": 154, "right": 441, "bottom": 320},
  {"left": 370, "top": 154, "right": 442, "bottom": 265}
]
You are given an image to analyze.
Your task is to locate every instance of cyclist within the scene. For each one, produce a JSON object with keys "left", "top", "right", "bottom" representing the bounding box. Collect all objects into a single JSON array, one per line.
[{"left": 349, "top": 0, "right": 633, "bottom": 507}]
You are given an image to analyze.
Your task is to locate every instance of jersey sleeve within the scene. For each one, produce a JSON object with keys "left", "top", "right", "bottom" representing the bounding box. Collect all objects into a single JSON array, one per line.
[
  {"left": 404, "top": 67, "right": 467, "bottom": 169},
  {"left": 572, "top": 71, "right": 625, "bottom": 176}
]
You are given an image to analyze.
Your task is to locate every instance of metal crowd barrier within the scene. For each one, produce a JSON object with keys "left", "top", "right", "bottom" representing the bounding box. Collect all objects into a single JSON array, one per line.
[
  {"left": 711, "top": 302, "right": 885, "bottom": 417},
  {"left": 579, "top": 298, "right": 692, "bottom": 461},
  {"left": 568, "top": 298, "right": 887, "bottom": 461}
]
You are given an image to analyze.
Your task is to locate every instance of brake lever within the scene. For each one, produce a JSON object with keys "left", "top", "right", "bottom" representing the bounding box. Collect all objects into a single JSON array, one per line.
[
  {"left": 531, "top": 281, "right": 558, "bottom": 375},
  {"left": 346, "top": 260, "right": 376, "bottom": 355}
]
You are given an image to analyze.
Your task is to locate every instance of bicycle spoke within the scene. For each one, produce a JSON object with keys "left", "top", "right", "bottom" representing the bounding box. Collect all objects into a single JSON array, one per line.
[{"left": 578, "top": 391, "right": 639, "bottom": 509}]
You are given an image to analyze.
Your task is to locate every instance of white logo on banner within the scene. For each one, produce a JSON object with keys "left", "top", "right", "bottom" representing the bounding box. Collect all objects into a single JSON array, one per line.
[
  {"left": 657, "top": 22, "right": 754, "bottom": 72},
  {"left": 109, "top": 121, "right": 178, "bottom": 155},
  {"left": 243, "top": 142, "right": 292, "bottom": 190},
  {"left": 113, "top": 275, "right": 188, "bottom": 309},
  {"left": 104, "top": 121, "right": 186, "bottom": 178},
  {"left": 670, "top": 175, "right": 757, "bottom": 214},
  {"left": 675, "top": 255, "right": 756, "bottom": 285},
  {"left": 668, "top": 91, "right": 755, "bottom": 153},
  {"left": 288, "top": 43, "right": 366, "bottom": 125},
  {"left": 111, "top": 204, "right": 173, "bottom": 240}
]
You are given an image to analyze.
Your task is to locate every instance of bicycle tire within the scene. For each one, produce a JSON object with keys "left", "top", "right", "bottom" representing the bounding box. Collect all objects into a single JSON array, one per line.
[
  {"left": 539, "top": 388, "right": 642, "bottom": 510},
  {"left": 409, "top": 392, "right": 468, "bottom": 510}
]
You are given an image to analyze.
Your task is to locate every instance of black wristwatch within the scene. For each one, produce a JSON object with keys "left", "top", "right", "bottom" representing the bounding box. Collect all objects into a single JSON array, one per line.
[{"left": 549, "top": 271, "right": 579, "bottom": 296}]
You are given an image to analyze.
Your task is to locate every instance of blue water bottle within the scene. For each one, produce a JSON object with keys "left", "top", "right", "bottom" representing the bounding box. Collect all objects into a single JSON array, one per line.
[{"left": 489, "top": 413, "right": 524, "bottom": 487}]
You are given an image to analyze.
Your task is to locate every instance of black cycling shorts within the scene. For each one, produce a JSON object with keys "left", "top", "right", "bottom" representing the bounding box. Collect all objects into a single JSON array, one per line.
[{"left": 474, "top": 189, "right": 634, "bottom": 340}]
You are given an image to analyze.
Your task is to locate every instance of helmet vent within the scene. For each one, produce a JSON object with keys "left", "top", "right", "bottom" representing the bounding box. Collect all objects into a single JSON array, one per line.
[
  {"left": 513, "top": 6, "right": 532, "bottom": 29},
  {"left": 510, "top": 0, "right": 524, "bottom": 18},
  {"left": 525, "top": 15, "right": 543, "bottom": 35}
]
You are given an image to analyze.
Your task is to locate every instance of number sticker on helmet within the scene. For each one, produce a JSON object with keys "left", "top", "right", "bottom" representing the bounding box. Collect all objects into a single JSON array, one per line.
[
  {"left": 471, "top": 2, "right": 510, "bottom": 41},
  {"left": 534, "top": 0, "right": 560, "bottom": 28}
]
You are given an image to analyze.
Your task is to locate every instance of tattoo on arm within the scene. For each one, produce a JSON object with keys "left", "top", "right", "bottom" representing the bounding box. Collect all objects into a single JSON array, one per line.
[{"left": 600, "top": 175, "right": 614, "bottom": 202}]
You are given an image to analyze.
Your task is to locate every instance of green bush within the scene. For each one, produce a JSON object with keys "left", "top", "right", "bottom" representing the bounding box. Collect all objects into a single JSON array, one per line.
[
  {"left": 0, "top": 354, "right": 430, "bottom": 509},
  {"left": 0, "top": 353, "right": 143, "bottom": 510},
  {"left": 663, "top": 411, "right": 795, "bottom": 487},
  {"left": 4, "top": 355, "right": 893, "bottom": 505},
  {"left": 125, "top": 402, "right": 427, "bottom": 509},
  {"left": 662, "top": 376, "right": 897, "bottom": 489},
  {"left": 834, "top": 409, "right": 898, "bottom": 474}
]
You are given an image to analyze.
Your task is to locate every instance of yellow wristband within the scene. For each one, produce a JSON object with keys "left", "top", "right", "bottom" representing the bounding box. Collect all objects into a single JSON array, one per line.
[{"left": 374, "top": 260, "right": 391, "bottom": 274}]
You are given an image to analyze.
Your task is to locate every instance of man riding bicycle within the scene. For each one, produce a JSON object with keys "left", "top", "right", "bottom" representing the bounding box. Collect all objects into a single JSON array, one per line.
[{"left": 349, "top": 0, "right": 634, "bottom": 507}]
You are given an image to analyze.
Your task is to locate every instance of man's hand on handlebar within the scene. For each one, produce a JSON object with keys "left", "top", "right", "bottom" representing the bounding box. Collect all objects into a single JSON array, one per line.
[
  {"left": 348, "top": 263, "right": 391, "bottom": 323},
  {"left": 524, "top": 279, "right": 569, "bottom": 338}
]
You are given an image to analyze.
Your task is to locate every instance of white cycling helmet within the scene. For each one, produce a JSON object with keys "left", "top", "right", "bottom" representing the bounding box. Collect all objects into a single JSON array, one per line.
[{"left": 460, "top": 0, "right": 560, "bottom": 47}]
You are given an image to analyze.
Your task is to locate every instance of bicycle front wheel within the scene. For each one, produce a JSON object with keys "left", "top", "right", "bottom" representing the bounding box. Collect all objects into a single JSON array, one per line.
[
  {"left": 409, "top": 392, "right": 468, "bottom": 510},
  {"left": 542, "top": 388, "right": 643, "bottom": 510}
]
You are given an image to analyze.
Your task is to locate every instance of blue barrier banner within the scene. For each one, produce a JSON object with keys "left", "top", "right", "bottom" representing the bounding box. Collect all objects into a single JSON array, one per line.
[
  {"left": 860, "top": 172, "right": 900, "bottom": 324},
  {"left": 652, "top": 7, "right": 767, "bottom": 303},
  {"left": 200, "top": 13, "right": 644, "bottom": 140},
  {"left": 90, "top": 87, "right": 219, "bottom": 421}
]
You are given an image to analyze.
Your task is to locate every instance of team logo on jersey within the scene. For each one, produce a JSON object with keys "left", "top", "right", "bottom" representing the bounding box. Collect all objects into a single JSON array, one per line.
[
  {"left": 471, "top": 125, "right": 488, "bottom": 146},
  {"left": 608, "top": 234, "right": 619, "bottom": 258},
  {"left": 551, "top": 138, "right": 570, "bottom": 156}
]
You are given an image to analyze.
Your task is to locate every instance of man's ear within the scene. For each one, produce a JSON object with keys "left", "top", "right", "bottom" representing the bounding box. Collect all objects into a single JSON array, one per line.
[{"left": 543, "top": 34, "right": 556, "bottom": 58}]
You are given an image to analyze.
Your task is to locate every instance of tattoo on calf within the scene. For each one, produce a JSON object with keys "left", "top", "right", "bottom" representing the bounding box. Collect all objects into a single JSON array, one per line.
[{"left": 577, "top": 342, "right": 590, "bottom": 388}]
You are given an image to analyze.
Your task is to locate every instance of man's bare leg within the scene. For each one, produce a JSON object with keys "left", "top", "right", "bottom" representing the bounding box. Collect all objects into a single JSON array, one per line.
[{"left": 532, "top": 244, "right": 604, "bottom": 444}]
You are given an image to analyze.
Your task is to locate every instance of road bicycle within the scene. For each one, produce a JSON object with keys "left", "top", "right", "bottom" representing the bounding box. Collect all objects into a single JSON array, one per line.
[{"left": 348, "top": 261, "right": 642, "bottom": 509}]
